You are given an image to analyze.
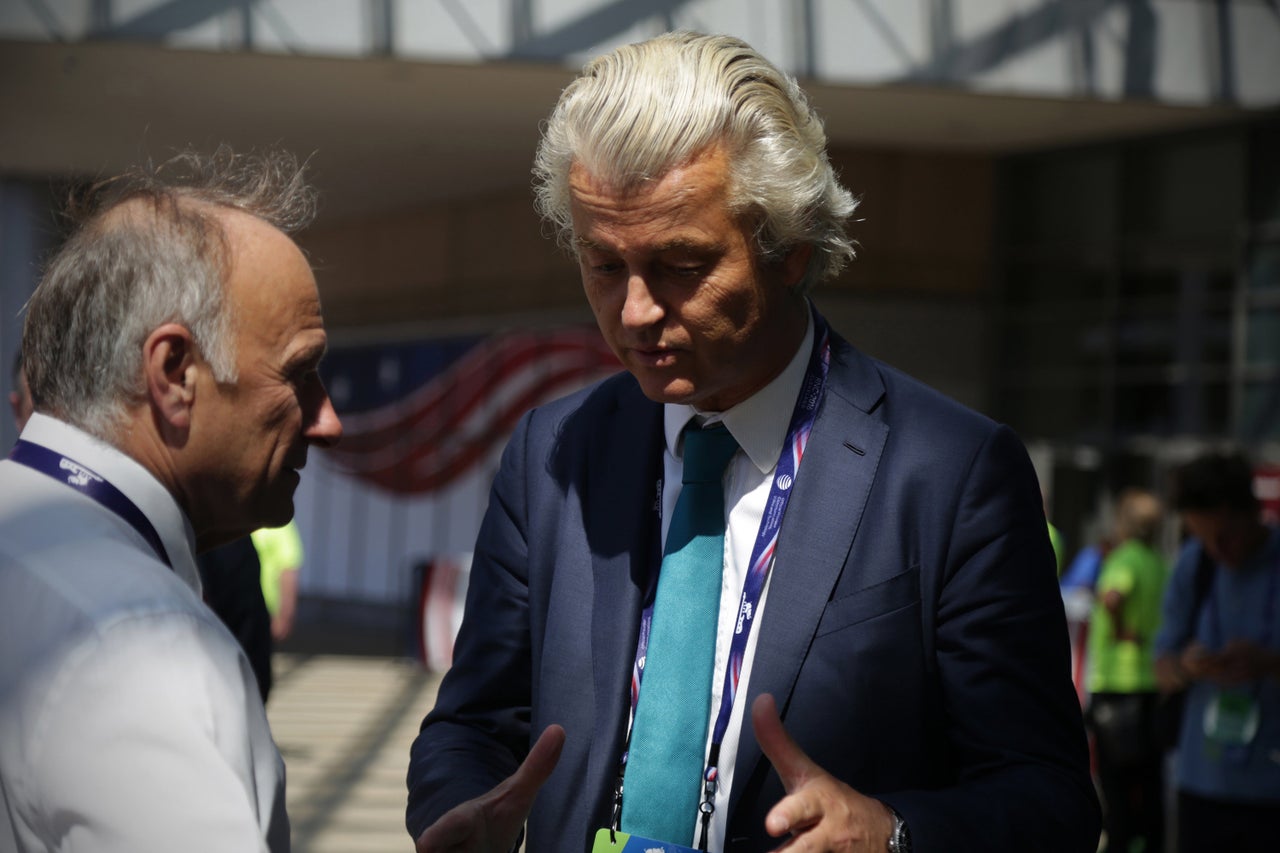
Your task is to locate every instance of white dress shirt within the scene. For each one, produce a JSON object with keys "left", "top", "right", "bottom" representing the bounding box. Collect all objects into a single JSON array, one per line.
[
  {"left": 0, "top": 413, "right": 289, "bottom": 853},
  {"left": 660, "top": 314, "right": 815, "bottom": 851}
]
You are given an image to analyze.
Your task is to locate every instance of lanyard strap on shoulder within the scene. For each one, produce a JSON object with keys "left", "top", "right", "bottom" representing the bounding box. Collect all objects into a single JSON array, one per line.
[{"left": 10, "top": 439, "right": 172, "bottom": 569}]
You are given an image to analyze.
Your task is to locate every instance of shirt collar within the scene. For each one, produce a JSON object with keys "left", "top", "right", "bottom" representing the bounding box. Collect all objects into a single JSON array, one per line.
[
  {"left": 19, "top": 412, "right": 202, "bottom": 595},
  {"left": 664, "top": 309, "right": 815, "bottom": 473}
]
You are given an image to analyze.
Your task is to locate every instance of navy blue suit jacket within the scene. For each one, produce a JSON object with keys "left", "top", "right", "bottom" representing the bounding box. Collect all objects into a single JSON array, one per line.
[{"left": 407, "top": 332, "right": 1100, "bottom": 852}]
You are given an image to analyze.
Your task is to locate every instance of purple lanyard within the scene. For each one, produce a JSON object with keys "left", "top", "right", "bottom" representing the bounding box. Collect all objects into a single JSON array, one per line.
[
  {"left": 9, "top": 439, "right": 171, "bottom": 569},
  {"left": 614, "top": 309, "right": 832, "bottom": 846}
]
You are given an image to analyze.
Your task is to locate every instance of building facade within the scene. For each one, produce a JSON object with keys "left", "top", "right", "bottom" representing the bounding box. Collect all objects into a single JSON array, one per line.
[{"left": 2, "top": 0, "right": 1277, "bottom": 611}]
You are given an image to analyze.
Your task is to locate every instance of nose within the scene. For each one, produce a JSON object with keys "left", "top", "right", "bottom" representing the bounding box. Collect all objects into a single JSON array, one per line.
[
  {"left": 620, "top": 274, "right": 663, "bottom": 330},
  {"left": 303, "top": 379, "right": 343, "bottom": 448}
]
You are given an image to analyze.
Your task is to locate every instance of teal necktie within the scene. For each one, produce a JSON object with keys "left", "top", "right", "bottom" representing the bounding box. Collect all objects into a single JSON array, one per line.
[{"left": 622, "top": 422, "right": 739, "bottom": 845}]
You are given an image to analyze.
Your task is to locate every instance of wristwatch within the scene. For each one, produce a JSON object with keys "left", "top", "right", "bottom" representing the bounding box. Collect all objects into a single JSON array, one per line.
[{"left": 888, "top": 809, "right": 912, "bottom": 853}]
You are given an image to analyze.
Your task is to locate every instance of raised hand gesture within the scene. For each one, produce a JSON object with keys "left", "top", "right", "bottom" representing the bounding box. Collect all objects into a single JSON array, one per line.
[
  {"left": 752, "top": 694, "right": 896, "bottom": 852},
  {"left": 415, "top": 725, "right": 566, "bottom": 853}
]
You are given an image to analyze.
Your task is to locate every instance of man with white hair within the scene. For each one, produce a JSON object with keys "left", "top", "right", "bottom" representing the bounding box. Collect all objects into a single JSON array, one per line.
[
  {"left": 407, "top": 31, "right": 1097, "bottom": 853},
  {"left": 0, "top": 147, "right": 342, "bottom": 852}
]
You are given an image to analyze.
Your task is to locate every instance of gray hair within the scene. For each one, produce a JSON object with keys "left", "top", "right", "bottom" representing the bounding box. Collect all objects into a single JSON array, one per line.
[
  {"left": 22, "top": 145, "right": 317, "bottom": 440},
  {"left": 533, "top": 30, "right": 857, "bottom": 293}
]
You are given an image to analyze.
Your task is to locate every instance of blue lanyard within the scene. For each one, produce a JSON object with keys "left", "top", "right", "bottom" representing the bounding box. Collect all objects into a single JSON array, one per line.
[
  {"left": 614, "top": 307, "right": 832, "bottom": 846},
  {"left": 9, "top": 439, "right": 172, "bottom": 569}
]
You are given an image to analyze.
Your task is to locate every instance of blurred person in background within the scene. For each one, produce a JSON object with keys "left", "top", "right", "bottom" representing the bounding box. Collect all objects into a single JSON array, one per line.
[
  {"left": 1045, "top": 492, "right": 1067, "bottom": 576},
  {"left": 0, "top": 146, "right": 341, "bottom": 852},
  {"left": 1085, "top": 488, "right": 1169, "bottom": 853},
  {"left": 1061, "top": 528, "right": 1117, "bottom": 706},
  {"left": 198, "top": 537, "right": 274, "bottom": 702},
  {"left": 252, "top": 519, "right": 304, "bottom": 642},
  {"left": 407, "top": 30, "right": 1097, "bottom": 853},
  {"left": 1155, "top": 451, "right": 1280, "bottom": 853}
]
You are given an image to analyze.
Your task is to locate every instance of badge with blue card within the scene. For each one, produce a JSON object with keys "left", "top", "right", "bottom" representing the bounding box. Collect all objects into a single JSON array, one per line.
[{"left": 592, "top": 828, "right": 700, "bottom": 853}]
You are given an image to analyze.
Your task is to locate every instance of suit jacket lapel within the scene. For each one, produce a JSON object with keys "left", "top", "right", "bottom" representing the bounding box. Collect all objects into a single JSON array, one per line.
[
  {"left": 727, "top": 336, "right": 889, "bottom": 820},
  {"left": 585, "top": 379, "right": 664, "bottom": 813}
]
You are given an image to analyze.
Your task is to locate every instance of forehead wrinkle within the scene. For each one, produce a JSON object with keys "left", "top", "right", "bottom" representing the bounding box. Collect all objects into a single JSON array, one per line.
[{"left": 575, "top": 234, "right": 727, "bottom": 256}]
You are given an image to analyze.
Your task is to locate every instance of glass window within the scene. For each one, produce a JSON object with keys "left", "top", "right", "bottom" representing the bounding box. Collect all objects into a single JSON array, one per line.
[
  {"left": 1247, "top": 305, "right": 1280, "bottom": 365},
  {"left": 1121, "top": 134, "right": 1244, "bottom": 240},
  {"left": 1249, "top": 243, "right": 1280, "bottom": 293},
  {"left": 1241, "top": 381, "right": 1280, "bottom": 441}
]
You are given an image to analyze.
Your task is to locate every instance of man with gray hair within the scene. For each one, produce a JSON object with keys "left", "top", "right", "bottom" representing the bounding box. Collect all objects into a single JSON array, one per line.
[
  {"left": 8, "top": 351, "right": 33, "bottom": 433},
  {"left": 0, "top": 147, "right": 341, "bottom": 852},
  {"left": 407, "top": 31, "right": 1097, "bottom": 853}
]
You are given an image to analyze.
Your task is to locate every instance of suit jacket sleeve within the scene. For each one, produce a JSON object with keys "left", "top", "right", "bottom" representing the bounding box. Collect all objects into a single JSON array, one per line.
[
  {"left": 876, "top": 424, "right": 1100, "bottom": 851},
  {"left": 406, "top": 410, "right": 536, "bottom": 838}
]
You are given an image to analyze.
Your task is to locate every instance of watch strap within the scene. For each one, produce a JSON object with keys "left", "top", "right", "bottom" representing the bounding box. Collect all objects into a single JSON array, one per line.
[{"left": 888, "top": 808, "right": 911, "bottom": 853}]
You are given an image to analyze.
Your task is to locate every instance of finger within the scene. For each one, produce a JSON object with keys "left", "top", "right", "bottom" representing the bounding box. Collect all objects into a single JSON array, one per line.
[
  {"left": 752, "top": 694, "right": 827, "bottom": 840},
  {"left": 764, "top": 790, "right": 824, "bottom": 840},
  {"left": 751, "top": 694, "right": 817, "bottom": 793},
  {"left": 504, "top": 724, "right": 566, "bottom": 806}
]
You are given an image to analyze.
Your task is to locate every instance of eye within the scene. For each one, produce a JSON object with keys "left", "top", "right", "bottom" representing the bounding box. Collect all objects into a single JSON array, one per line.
[
  {"left": 290, "top": 367, "right": 321, "bottom": 391},
  {"left": 670, "top": 264, "right": 705, "bottom": 278}
]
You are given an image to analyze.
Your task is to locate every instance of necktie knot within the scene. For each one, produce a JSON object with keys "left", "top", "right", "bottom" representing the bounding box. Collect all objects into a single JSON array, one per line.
[{"left": 681, "top": 423, "right": 739, "bottom": 484}]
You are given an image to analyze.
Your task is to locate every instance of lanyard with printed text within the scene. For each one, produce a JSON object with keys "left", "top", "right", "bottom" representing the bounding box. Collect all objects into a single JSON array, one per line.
[
  {"left": 9, "top": 439, "right": 171, "bottom": 568},
  {"left": 613, "top": 307, "right": 832, "bottom": 849}
]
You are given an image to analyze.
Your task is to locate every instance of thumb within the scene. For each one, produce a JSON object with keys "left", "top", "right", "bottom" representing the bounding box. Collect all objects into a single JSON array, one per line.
[
  {"left": 506, "top": 724, "right": 566, "bottom": 806},
  {"left": 751, "top": 693, "right": 815, "bottom": 793}
]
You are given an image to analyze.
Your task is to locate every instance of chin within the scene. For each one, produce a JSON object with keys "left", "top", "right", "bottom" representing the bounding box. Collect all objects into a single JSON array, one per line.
[
  {"left": 634, "top": 375, "right": 697, "bottom": 405},
  {"left": 260, "top": 502, "right": 296, "bottom": 530},
  {"left": 254, "top": 487, "right": 298, "bottom": 530}
]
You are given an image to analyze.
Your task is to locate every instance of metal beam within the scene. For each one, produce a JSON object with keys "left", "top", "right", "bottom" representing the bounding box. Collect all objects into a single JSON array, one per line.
[
  {"left": 507, "top": 0, "right": 692, "bottom": 61},
  {"left": 899, "top": 0, "right": 1118, "bottom": 84},
  {"left": 88, "top": 0, "right": 247, "bottom": 41}
]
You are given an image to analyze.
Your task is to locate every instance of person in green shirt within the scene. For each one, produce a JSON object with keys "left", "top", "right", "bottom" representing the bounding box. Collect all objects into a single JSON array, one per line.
[
  {"left": 1049, "top": 520, "right": 1066, "bottom": 576},
  {"left": 1086, "top": 488, "right": 1169, "bottom": 853},
  {"left": 251, "top": 521, "right": 304, "bottom": 642}
]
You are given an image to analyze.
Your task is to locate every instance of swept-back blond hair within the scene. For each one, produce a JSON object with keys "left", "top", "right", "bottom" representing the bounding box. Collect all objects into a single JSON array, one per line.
[{"left": 533, "top": 31, "right": 856, "bottom": 293}]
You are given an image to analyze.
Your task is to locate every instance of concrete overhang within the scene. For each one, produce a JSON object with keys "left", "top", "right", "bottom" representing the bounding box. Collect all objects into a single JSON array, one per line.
[{"left": 0, "top": 38, "right": 1257, "bottom": 223}]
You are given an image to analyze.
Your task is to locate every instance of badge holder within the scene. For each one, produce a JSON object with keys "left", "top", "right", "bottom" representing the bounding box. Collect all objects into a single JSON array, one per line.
[
  {"left": 1204, "top": 689, "right": 1261, "bottom": 744},
  {"left": 1204, "top": 688, "right": 1261, "bottom": 764},
  {"left": 592, "top": 828, "right": 700, "bottom": 853}
]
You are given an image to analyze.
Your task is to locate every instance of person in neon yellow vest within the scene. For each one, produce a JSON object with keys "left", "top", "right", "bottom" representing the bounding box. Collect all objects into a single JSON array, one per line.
[{"left": 251, "top": 521, "right": 304, "bottom": 642}]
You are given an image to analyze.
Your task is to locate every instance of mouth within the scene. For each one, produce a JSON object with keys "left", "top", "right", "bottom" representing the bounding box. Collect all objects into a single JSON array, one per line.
[{"left": 629, "top": 346, "right": 679, "bottom": 368}]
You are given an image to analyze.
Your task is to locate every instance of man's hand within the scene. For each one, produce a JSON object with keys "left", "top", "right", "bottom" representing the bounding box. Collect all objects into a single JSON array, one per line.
[
  {"left": 414, "top": 725, "right": 566, "bottom": 853},
  {"left": 1184, "top": 640, "right": 1280, "bottom": 686},
  {"left": 1155, "top": 653, "right": 1189, "bottom": 692},
  {"left": 752, "top": 694, "right": 896, "bottom": 852},
  {"left": 1101, "top": 589, "right": 1140, "bottom": 644}
]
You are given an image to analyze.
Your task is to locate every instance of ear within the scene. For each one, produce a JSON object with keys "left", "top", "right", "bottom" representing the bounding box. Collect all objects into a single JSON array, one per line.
[
  {"left": 143, "top": 323, "right": 199, "bottom": 431},
  {"left": 780, "top": 244, "right": 813, "bottom": 291}
]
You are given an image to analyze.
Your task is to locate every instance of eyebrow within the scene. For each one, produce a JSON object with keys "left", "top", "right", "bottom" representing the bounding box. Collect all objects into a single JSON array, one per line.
[
  {"left": 575, "top": 237, "right": 724, "bottom": 254},
  {"left": 286, "top": 337, "right": 328, "bottom": 371}
]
